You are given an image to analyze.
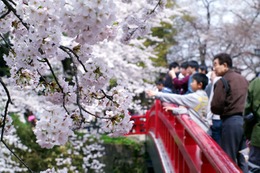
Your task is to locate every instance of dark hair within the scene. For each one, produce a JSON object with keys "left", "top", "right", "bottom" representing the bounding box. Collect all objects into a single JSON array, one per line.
[
  {"left": 199, "top": 65, "right": 208, "bottom": 73},
  {"left": 180, "top": 61, "right": 189, "bottom": 69},
  {"left": 213, "top": 53, "right": 232, "bottom": 68},
  {"left": 188, "top": 60, "right": 199, "bottom": 70},
  {"left": 192, "top": 73, "right": 208, "bottom": 90},
  {"left": 169, "top": 62, "right": 179, "bottom": 70},
  {"left": 155, "top": 79, "right": 164, "bottom": 85}
]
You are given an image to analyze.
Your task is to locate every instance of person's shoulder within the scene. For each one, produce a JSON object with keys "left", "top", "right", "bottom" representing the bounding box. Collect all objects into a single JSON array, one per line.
[
  {"left": 226, "top": 70, "right": 247, "bottom": 81},
  {"left": 225, "top": 70, "right": 237, "bottom": 76},
  {"left": 197, "top": 89, "right": 208, "bottom": 95},
  {"left": 212, "top": 76, "right": 221, "bottom": 84},
  {"left": 194, "top": 89, "right": 207, "bottom": 95},
  {"left": 250, "top": 77, "right": 260, "bottom": 87},
  {"left": 251, "top": 77, "right": 260, "bottom": 83},
  {"left": 214, "top": 78, "right": 223, "bottom": 85}
]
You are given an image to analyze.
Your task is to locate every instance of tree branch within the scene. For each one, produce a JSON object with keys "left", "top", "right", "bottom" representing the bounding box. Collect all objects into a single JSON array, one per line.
[
  {"left": 59, "top": 45, "right": 88, "bottom": 73},
  {"left": 148, "top": 0, "right": 163, "bottom": 16},
  {"left": 43, "top": 58, "right": 69, "bottom": 115},
  {"left": 1, "top": 0, "right": 29, "bottom": 30},
  {"left": 0, "top": 78, "right": 34, "bottom": 173},
  {"left": 0, "top": 8, "right": 11, "bottom": 19},
  {"left": 59, "top": 46, "right": 113, "bottom": 125},
  {"left": 0, "top": 33, "right": 14, "bottom": 53}
]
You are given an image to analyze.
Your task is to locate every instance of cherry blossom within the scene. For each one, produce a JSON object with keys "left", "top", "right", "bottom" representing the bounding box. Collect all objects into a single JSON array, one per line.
[{"left": 0, "top": 0, "right": 166, "bottom": 172}]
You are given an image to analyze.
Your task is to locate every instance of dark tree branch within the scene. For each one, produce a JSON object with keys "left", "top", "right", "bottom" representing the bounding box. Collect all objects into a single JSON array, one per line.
[
  {"left": 1, "top": 0, "right": 29, "bottom": 30},
  {"left": 0, "top": 33, "right": 14, "bottom": 52},
  {"left": 59, "top": 45, "right": 85, "bottom": 126},
  {"left": 122, "top": 0, "right": 164, "bottom": 42},
  {"left": 0, "top": 8, "right": 11, "bottom": 19},
  {"left": 43, "top": 58, "right": 69, "bottom": 115},
  {"left": 0, "top": 78, "right": 34, "bottom": 173},
  {"left": 59, "top": 46, "right": 113, "bottom": 123},
  {"left": 148, "top": 0, "right": 163, "bottom": 15},
  {"left": 59, "top": 45, "right": 88, "bottom": 73},
  {"left": 100, "top": 89, "right": 114, "bottom": 101},
  {"left": 7, "top": 0, "right": 16, "bottom": 6},
  {"left": 0, "top": 78, "right": 12, "bottom": 139}
]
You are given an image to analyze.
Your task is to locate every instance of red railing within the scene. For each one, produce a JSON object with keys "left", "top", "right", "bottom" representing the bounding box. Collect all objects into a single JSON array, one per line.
[
  {"left": 128, "top": 114, "right": 147, "bottom": 135},
  {"left": 128, "top": 100, "right": 242, "bottom": 173}
]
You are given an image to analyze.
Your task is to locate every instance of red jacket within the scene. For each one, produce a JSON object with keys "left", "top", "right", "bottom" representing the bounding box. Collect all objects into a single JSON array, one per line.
[{"left": 172, "top": 75, "right": 190, "bottom": 94}]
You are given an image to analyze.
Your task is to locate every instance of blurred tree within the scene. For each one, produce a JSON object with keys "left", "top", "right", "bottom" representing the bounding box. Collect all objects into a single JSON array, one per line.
[{"left": 144, "top": 21, "right": 178, "bottom": 67}]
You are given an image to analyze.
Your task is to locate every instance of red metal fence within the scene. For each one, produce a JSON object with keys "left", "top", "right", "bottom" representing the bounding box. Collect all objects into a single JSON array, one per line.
[
  {"left": 128, "top": 100, "right": 242, "bottom": 173},
  {"left": 128, "top": 114, "right": 147, "bottom": 135}
]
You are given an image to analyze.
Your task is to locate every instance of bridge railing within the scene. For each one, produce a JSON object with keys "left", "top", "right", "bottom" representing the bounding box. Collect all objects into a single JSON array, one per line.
[
  {"left": 128, "top": 114, "right": 147, "bottom": 135},
  {"left": 129, "top": 100, "right": 242, "bottom": 173}
]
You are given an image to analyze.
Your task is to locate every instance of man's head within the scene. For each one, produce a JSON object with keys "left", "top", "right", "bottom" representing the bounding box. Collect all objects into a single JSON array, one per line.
[
  {"left": 199, "top": 65, "right": 208, "bottom": 74},
  {"left": 191, "top": 73, "right": 208, "bottom": 91},
  {"left": 213, "top": 53, "right": 232, "bottom": 76},
  {"left": 187, "top": 60, "right": 199, "bottom": 74},
  {"left": 180, "top": 61, "right": 189, "bottom": 76},
  {"left": 169, "top": 62, "right": 179, "bottom": 71}
]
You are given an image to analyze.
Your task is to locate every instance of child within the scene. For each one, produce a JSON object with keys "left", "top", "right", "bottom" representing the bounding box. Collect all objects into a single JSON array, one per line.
[
  {"left": 147, "top": 73, "right": 209, "bottom": 131},
  {"left": 155, "top": 79, "right": 172, "bottom": 93}
]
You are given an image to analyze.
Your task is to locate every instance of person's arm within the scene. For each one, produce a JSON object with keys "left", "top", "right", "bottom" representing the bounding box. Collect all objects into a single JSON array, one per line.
[
  {"left": 243, "top": 80, "right": 254, "bottom": 140},
  {"left": 172, "top": 75, "right": 189, "bottom": 89},
  {"left": 211, "top": 80, "right": 226, "bottom": 115},
  {"left": 155, "top": 92, "right": 199, "bottom": 109},
  {"left": 164, "top": 106, "right": 188, "bottom": 114}
]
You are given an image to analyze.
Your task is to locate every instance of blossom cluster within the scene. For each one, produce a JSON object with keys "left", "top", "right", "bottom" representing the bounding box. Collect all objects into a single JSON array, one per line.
[
  {"left": 33, "top": 107, "right": 74, "bottom": 149},
  {"left": 0, "top": 0, "right": 168, "bottom": 172},
  {"left": 38, "top": 132, "right": 105, "bottom": 173},
  {"left": 0, "top": 0, "right": 134, "bottom": 148},
  {"left": 117, "top": 0, "right": 167, "bottom": 43},
  {"left": 0, "top": 0, "right": 166, "bottom": 171}
]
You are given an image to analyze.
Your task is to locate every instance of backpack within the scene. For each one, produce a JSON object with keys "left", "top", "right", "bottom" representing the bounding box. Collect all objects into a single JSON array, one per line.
[{"left": 220, "top": 77, "right": 230, "bottom": 94}]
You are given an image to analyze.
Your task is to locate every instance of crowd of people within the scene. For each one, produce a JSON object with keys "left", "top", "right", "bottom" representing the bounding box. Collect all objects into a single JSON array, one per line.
[{"left": 147, "top": 53, "right": 260, "bottom": 173}]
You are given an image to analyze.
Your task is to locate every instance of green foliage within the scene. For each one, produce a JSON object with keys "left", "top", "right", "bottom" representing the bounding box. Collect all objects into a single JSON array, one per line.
[
  {"left": 182, "top": 14, "right": 196, "bottom": 23},
  {"left": 10, "top": 114, "right": 63, "bottom": 172},
  {"left": 144, "top": 21, "right": 177, "bottom": 68},
  {"left": 9, "top": 114, "right": 95, "bottom": 172},
  {"left": 166, "top": 0, "right": 175, "bottom": 8},
  {"left": 0, "top": 32, "right": 11, "bottom": 77},
  {"left": 101, "top": 135, "right": 147, "bottom": 173},
  {"left": 101, "top": 135, "right": 143, "bottom": 151},
  {"left": 7, "top": 115, "right": 147, "bottom": 172},
  {"left": 109, "top": 78, "right": 118, "bottom": 89},
  {"left": 136, "top": 61, "right": 146, "bottom": 68}
]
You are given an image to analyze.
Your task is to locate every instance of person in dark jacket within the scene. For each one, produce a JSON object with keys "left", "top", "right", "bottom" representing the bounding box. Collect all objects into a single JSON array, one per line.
[
  {"left": 163, "top": 62, "right": 180, "bottom": 93},
  {"left": 211, "top": 53, "right": 248, "bottom": 173},
  {"left": 169, "top": 61, "right": 190, "bottom": 94}
]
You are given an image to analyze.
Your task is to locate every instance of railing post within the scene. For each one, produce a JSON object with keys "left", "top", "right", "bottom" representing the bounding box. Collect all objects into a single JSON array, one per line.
[
  {"left": 201, "top": 152, "right": 215, "bottom": 173},
  {"left": 155, "top": 99, "right": 160, "bottom": 138},
  {"left": 145, "top": 110, "right": 150, "bottom": 134}
]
